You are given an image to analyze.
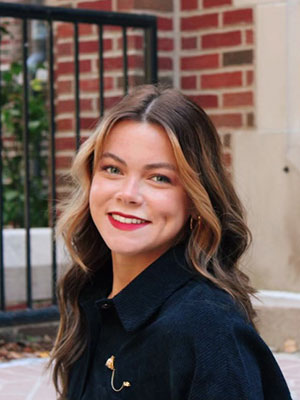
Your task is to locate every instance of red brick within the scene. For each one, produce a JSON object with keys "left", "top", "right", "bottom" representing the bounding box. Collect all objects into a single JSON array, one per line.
[
  {"left": 181, "top": 54, "right": 219, "bottom": 70},
  {"left": 56, "top": 156, "right": 73, "bottom": 169},
  {"left": 80, "top": 78, "right": 99, "bottom": 92},
  {"left": 56, "top": 99, "right": 93, "bottom": 114},
  {"left": 210, "top": 113, "right": 242, "bottom": 127},
  {"left": 118, "top": 35, "right": 143, "bottom": 50},
  {"left": 55, "top": 137, "right": 76, "bottom": 151},
  {"left": 223, "top": 91, "right": 253, "bottom": 107},
  {"left": 117, "top": 75, "right": 145, "bottom": 88},
  {"left": 56, "top": 80, "right": 73, "bottom": 95},
  {"left": 57, "top": 42, "right": 73, "bottom": 57},
  {"left": 190, "top": 94, "right": 218, "bottom": 108},
  {"left": 57, "top": 118, "right": 74, "bottom": 131},
  {"left": 158, "top": 38, "right": 174, "bottom": 51},
  {"left": 203, "top": 0, "right": 231, "bottom": 7},
  {"left": 117, "top": 0, "right": 134, "bottom": 10},
  {"left": 128, "top": 54, "right": 144, "bottom": 68},
  {"left": 158, "top": 57, "right": 173, "bottom": 70},
  {"left": 158, "top": 17, "right": 173, "bottom": 31},
  {"left": 79, "top": 24, "right": 94, "bottom": 36},
  {"left": 118, "top": 0, "right": 172, "bottom": 11},
  {"left": 202, "top": 31, "right": 241, "bottom": 49},
  {"left": 247, "top": 112, "right": 254, "bottom": 127},
  {"left": 103, "top": 57, "right": 123, "bottom": 69},
  {"left": 80, "top": 76, "right": 113, "bottom": 92},
  {"left": 246, "top": 70, "right": 254, "bottom": 85},
  {"left": 223, "top": 50, "right": 252, "bottom": 66},
  {"left": 103, "top": 25, "right": 122, "bottom": 32},
  {"left": 181, "top": 0, "right": 198, "bottom": 10},
  {"left": 223, "top": 9, "right": 253, "bottom": 25},
  {"left": 246, "top": 29, "right": 253, "bottom": 44},
  {"left": 80, "top": 117, "right": 98, "bottom": 130},
  {"left": 222, "top": 152, "right": 232, "bottom": 167},
  {"left": 181, "top": 76, "right": 197, "bottom": 90},
  {"left": 57, "top": 23, "right": 73, "bottom": 38},
  {"left": 77, "top": 0, "right": 112, "bottom": 11},
  {"left": 181, "top": 14, "right": 218, "bottom": 31},
  {"left": 201, "top": 71, "right": 242, "bottom": 89},
  {"left": 79, "top": 39, "right": 112, "bottom": 53},
  {"left": 181, "top": 37, "right": 197, "bottom": 50},
  {"left": 104, "top": 95, "right": 123, "bottom": 109},
  {"left": 57, "top": 60, "right": 91, "bottom": 75}
]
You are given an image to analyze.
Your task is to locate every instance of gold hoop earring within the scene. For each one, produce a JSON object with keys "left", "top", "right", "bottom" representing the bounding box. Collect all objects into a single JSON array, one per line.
[{"left": 189, "top": 216, "right": 201, "bottom": 230}]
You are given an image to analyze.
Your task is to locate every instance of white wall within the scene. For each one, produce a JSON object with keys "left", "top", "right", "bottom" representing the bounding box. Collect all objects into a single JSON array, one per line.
[{"left": 232, "top": 0, "right": 300, "bottom": 291}]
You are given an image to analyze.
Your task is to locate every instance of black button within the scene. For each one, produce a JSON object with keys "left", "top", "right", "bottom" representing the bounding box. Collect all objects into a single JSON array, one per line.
[{"left": 101, "top": 302, "right": 111, "bottom": 310}]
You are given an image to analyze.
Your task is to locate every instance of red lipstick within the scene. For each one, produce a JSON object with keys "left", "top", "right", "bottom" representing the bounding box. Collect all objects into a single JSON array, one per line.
[{"left": 108, "top": 212, "right": 151, "bottom": 231}]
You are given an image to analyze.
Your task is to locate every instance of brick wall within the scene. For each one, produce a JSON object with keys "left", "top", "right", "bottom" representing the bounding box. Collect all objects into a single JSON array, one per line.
[
  {"left": 179, "top": 0, "right": 254, "bottom": 172},
  {"left": 49, "top": 0, "right": 175, "bottom": 197},
  {"left": 180, "top": 0, "right": 254, "bottom": 130}
]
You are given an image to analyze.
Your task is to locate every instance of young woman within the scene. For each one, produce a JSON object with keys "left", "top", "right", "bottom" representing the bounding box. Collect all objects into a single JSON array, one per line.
[{"left": 50, "top": 85, "right": 292, "bottom": 400}]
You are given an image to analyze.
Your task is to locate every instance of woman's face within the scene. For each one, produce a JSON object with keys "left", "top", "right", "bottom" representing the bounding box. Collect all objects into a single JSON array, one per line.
[{"left": 89, "top": 119, "right": 191, "bottom": 261}]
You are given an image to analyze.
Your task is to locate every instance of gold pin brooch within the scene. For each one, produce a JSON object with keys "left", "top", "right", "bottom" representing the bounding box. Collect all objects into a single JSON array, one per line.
[{"left": 105, "top": 355, "right": 131, "bottom": 392}]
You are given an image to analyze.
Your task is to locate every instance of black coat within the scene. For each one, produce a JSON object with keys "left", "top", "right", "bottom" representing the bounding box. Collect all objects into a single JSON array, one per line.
[{"left": 68, "top": 244, "right": 292, "bottom": 400}]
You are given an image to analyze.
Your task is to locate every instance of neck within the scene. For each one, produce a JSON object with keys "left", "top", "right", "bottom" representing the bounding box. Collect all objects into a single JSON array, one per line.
[{"left": 108, "top": 248, "right": 169, "bottom": 298}]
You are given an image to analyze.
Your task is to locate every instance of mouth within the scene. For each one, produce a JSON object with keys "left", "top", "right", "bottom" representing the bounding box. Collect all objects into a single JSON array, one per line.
[
  {"left": 108, "top": 212, "right": 151, "bottom": 231},
  {"left": 108, "top": 212, "right": 150, "bottom": 225}
]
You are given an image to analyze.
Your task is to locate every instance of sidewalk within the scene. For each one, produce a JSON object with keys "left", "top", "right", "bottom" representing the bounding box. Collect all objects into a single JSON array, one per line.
[{"left": 0, "top": 353, "right": 299, "bottom": 399}]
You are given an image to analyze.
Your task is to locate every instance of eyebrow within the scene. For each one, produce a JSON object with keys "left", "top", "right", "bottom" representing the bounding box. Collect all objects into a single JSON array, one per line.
[{"left": 100, "top": 152, "right": 177, "bottom": 171}]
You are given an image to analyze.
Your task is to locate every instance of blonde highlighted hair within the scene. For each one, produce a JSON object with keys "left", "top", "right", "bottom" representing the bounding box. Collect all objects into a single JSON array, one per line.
[{"left": 51, "top": 85, "right": 256, "bottom": 398}]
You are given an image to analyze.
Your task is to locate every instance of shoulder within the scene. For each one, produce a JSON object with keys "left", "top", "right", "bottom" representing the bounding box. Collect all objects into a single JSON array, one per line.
[
  {"left": 164, "top": 276, "right": 249, "bottom": 326},
  {"left": 160, "top": 276, "right": 258, "bottom": 348}
]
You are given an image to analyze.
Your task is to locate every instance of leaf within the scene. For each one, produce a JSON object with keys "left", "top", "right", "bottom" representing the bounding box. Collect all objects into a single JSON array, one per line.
[{"left": 4, "top": 190, "right": 19, "bottom": 201}]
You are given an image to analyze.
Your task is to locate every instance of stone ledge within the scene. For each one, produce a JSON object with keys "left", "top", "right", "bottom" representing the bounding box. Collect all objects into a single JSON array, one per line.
[{"left": 253, "top": 290, "right": 300, "bottom": 352}]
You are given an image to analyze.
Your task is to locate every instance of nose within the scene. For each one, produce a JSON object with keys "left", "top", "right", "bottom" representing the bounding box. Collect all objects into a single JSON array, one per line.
[{"left": 115, "top": 177, "right": 143, "bottom": 205}]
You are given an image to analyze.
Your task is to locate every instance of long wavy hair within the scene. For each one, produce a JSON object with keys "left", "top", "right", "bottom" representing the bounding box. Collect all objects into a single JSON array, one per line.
[{"left": 50, "top": 84, "right": 256, "bottom": 398}]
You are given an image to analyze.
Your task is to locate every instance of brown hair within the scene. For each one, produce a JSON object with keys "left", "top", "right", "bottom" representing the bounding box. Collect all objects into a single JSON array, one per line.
[{"left": 50, "top": 85, "right": 256, "bottom": 398}]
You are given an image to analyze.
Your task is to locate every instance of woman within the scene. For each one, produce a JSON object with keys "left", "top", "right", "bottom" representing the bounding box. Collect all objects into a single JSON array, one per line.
[{"left": 50, "top": 85, "right": 292, "bottom": 400}]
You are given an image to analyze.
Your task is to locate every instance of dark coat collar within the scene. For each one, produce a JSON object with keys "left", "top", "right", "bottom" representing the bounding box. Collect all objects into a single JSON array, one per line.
[
  {"left": 80, "top": 243, "right": 195, "bottom": 333},
  {"left": 112, "top": 243, "right": 194, "bottom": 333}
]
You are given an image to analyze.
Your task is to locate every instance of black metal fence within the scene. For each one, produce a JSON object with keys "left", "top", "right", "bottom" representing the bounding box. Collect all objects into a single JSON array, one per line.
[{"left": 0, "top": 2, "right": 157, "bottom": 326}]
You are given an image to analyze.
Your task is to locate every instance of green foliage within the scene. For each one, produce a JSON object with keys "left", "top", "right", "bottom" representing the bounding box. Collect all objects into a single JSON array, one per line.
[{"left": 1, "top": 61, "right": 49, "bottom": 227}]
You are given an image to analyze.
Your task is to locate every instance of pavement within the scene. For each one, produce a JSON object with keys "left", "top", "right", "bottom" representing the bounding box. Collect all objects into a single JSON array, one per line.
[{"left": 0, "top": 353, "right": 299, "bottom": 399}]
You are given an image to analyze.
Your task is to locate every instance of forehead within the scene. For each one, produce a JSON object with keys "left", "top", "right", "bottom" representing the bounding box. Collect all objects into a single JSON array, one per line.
[{"left": 101, "top": 119, "right": 177, "bottom": 164}]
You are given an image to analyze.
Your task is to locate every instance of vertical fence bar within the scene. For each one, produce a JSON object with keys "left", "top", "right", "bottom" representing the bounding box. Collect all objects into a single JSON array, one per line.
[
  {"left": 122, "top": 26, "right": 128, "bottom": 95},
  {"left": 98, "top": 25, "right": 104, "bottom": 117},
  {"left": 22, "top": 19, "right": 32, "bottom": 309},
  {"left": 144, "top": 23, "right": 158, "bottom": 84},
  {"left": 0, "top": 23, "right": 5, "bottom": 311},
  {"left": 48, "top": 20, "right": 57, "bottom": 305},
  {"left": 74, "top": 22, "right": 80, "bottom": 151}
]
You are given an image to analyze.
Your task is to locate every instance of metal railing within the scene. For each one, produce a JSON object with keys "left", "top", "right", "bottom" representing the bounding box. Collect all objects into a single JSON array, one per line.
[{"left": 0, "top": 1, "right": 157, "bottom": 326}]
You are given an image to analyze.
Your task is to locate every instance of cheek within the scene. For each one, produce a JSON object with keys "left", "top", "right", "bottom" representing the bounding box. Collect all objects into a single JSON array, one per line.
[
  {"left": 152, "top": 191, "right": 190, "bottom": 222},
  {"left": 89, "top": 178, "right": 105, "bottom": 213}
]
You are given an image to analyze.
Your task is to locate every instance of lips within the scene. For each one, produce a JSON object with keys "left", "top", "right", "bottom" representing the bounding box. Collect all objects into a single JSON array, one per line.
[
  {"left": 108, "top": 212, "right": 150, "bottom": 224},
  {"left": 108, "top": 212, "right": 151, "bottom": 231}
]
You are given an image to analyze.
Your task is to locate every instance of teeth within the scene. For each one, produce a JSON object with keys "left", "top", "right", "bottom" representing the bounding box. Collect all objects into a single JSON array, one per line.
[{"left": 111, "top": 214, "right": 147, "bottom": 224}]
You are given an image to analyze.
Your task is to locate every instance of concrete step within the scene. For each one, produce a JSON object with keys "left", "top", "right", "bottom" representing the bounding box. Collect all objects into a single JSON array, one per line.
[{"left": 252, "top": 290, "right": 300, "bottom": 352}]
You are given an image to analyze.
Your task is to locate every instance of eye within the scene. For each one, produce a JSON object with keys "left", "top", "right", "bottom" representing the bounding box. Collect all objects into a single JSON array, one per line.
[
  {"left": 151, "top": 175, "right": 171, "bottom": 184},
  {"left": 102, "top": 165, "right": 121, "bottom": 175}
]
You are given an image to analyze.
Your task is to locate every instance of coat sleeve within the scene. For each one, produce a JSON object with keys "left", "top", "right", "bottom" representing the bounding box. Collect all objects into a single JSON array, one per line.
[{"left": 185, "top": 306, "right": 292, "bottom": 400}]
